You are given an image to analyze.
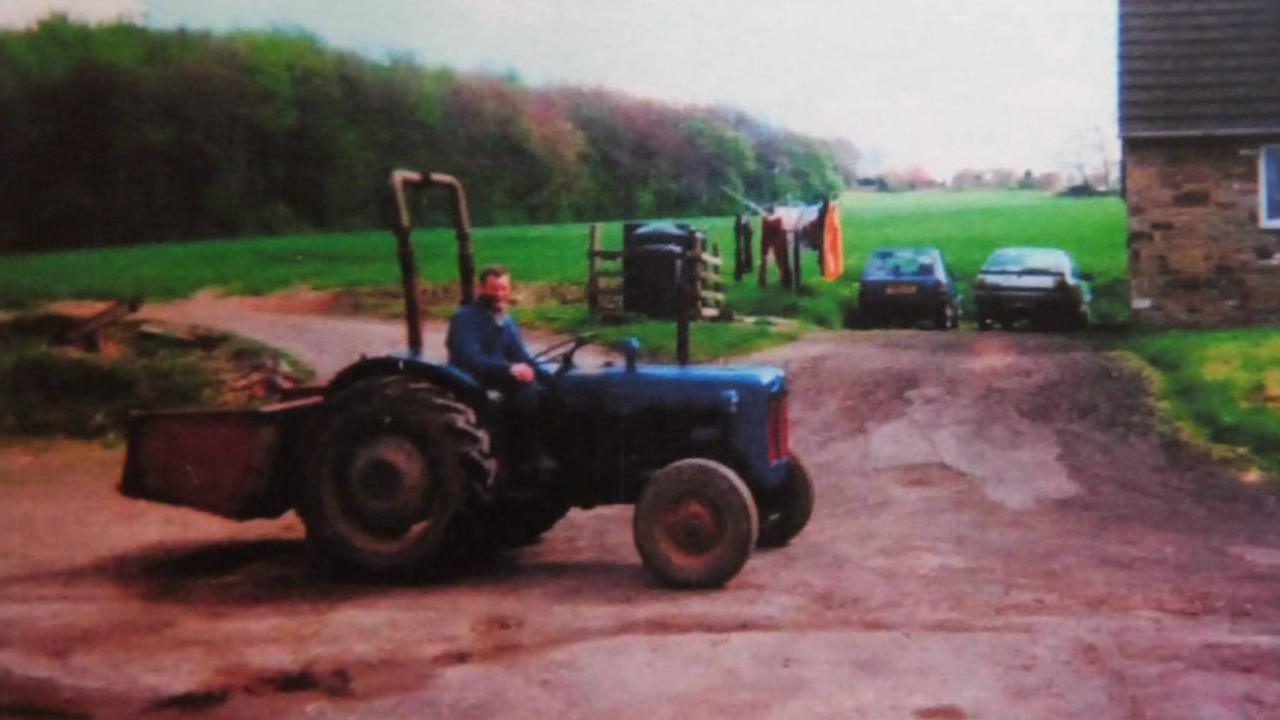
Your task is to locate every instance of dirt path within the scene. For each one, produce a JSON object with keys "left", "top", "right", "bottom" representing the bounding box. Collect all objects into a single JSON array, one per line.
[
  {"left": 133, "top": 289, "right": 610, "bottom": 380},
  {"left": 3, "top": 308, "right": 1280, "bottom": 719}
]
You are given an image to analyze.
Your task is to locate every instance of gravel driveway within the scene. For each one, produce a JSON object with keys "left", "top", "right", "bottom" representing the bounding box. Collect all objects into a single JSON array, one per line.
[{"left": 2, "top": 300, "right": 1279, "bottom": 719}]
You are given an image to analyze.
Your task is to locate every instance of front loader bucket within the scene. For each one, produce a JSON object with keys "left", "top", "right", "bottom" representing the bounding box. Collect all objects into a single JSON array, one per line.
[{"left": 120, "top": 397, "right": 321, "bottom": 520}]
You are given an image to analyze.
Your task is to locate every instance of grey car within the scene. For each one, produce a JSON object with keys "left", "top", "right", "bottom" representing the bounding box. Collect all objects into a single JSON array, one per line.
[{"left": 974, "top": 247, "right": 1092, "bottom": 331}]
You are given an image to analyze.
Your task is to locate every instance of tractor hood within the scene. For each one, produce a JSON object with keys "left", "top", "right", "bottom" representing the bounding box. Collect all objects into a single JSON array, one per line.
[
  {"left": 556, "top": 363, "right": 786, "bottom": 416},
  {"left": 629, "top": 363, "right": 784, "bottom": 389}
]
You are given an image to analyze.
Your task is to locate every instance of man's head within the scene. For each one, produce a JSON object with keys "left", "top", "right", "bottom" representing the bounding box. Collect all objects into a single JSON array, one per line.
[{"left": 477, "top": 265, "right": 512, "bottom": 314}]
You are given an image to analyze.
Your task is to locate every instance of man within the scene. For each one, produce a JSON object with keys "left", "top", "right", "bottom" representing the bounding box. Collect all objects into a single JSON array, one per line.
[
  {"left": 446, "top": 265, "right": 551, "bottom": 473},
  {"left": 446, "top": 265, "right": 539, "bottom": 391}
]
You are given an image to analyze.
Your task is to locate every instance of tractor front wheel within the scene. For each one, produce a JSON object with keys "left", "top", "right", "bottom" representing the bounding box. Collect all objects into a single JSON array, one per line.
[
  {"left": 299, "top": 376, "right": 493, "bottom": 578},
  {"left": 633, "top": 458, "right": 758, "bottom": 588},
  {"left": 758, "top": 456, "right": 814, "bottom": 548}
]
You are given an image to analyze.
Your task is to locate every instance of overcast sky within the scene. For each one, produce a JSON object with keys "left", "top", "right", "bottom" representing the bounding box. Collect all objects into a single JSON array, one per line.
[{"left": 4, "top": 0, "right": 1120, "bottom": 179}]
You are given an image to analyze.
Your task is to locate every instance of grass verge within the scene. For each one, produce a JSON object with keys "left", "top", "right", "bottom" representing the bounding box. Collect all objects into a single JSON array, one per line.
[{"left": 1116, "top": 327, "right": 1280, "bottom": 477}]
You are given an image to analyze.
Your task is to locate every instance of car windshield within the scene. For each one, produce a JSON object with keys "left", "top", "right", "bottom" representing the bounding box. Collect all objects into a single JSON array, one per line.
[
  {"left": 863, "top": 249, "right": 936, "bottom": 278},
  {"left": 981, "top": 248, "right": 1070, "bottom": 275}
]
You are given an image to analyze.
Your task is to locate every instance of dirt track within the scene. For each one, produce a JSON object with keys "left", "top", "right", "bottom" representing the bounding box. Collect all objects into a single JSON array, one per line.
[{"left": 4, "top": 302, "right": 1280, "bottom": 719}]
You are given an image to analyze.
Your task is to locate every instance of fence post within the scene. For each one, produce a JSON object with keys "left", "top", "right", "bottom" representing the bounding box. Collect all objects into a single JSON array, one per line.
[
  {"left": 732, "top": 217, "right": 743, "bottom": 283},
  {"left": 586, "top": 223, "right": 600, "bottom": 313}
]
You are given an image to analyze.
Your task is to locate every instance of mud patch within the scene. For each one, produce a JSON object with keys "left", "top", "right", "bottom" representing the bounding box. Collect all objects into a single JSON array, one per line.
[
  {"left": 147, "top": 666, "right": 352, "bottom": 714},
  {"left": 148, "top": 687, "right": 231, "bottom": 712},
  {"left": 913, "top": 705, "right": 968, "bottom": 720},
  {"left": 0, "top": 705, "right": 92, "bottom": 720},
  {"left": 96, "top": 538, "right": 379, "bottom": 605},
  {"left": 866, "top": 383, "right": 1080, "bottom": 510},
  {"left": 0, "top": 661, "right": 138, "bottom": 718},
  {"left": 242, "top": 668, "right": 352, "bottom": 697}
]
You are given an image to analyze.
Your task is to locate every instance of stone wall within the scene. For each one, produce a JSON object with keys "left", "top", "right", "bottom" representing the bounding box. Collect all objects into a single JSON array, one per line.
[{"left": 1125, "top": 136, "right": 1280, "bottom": 327}]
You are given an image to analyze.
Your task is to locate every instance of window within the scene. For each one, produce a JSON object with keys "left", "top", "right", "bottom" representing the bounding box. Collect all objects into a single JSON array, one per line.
[{"left": 1263, "top": 145, "right": 1280, "bottom": 229}]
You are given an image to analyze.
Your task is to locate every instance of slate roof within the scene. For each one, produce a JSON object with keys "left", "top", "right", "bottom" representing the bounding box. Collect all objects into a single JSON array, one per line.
[{"left": 1120, "top": 0, "right": 1280, "bottom": 138}]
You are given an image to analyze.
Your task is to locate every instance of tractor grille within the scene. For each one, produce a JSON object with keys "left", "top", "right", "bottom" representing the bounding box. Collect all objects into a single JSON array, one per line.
[{"left": 767, "top": 393, "right": 790, "bottom": 463}]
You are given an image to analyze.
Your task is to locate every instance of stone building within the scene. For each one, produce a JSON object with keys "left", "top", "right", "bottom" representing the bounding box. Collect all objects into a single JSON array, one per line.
[{"left": 1121, "top": 0, "right": 1280, "bottom": 326}]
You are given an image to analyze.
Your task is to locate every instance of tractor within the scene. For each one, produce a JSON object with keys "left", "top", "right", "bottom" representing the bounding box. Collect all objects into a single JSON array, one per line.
[{"left": 121, "top": 169, "right": 813, "bottom": 588}]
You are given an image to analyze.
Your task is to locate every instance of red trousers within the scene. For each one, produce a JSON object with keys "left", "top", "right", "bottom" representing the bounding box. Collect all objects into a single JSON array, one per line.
[{"left": 758, "top": 216, "right": 792, "bottom": 287}]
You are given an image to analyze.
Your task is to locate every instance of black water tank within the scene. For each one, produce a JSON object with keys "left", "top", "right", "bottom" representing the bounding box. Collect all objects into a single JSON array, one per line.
[{"left": 622, "top": 222, "right": 705, "bottom": 318}]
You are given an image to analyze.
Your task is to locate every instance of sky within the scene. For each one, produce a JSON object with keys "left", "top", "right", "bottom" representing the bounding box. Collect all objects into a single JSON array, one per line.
[{"left": 3, "top": 0, "right": 1120, "bottom": 180}]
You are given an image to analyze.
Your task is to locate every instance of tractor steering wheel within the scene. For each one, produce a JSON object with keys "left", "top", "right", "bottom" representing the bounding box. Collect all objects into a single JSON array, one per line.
[{"left": 531, "top": 332, "right": 598, "bottom": 375}]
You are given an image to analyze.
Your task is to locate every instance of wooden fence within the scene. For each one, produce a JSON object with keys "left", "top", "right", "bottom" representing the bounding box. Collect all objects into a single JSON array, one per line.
[{"left": 585, "top": 223, "right": 726, "bottom": 321}]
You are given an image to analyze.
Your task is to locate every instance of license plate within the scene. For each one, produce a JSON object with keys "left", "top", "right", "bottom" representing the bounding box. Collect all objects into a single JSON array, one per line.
[{"left": 886, "top": 284, "right": 917, "bottom": 295}]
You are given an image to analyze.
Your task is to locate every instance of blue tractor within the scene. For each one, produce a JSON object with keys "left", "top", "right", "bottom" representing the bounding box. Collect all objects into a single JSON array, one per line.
[{"left": 121, "top": 169, "right": 812, "bottom": 588}]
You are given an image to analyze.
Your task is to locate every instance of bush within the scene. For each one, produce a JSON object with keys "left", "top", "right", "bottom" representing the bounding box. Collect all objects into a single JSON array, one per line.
[
  {"left": 0, "top": 347, "right": 214, "bottom": 437},
  {"left": 0, "top": 314, "right": 233, "bottom": 438}
]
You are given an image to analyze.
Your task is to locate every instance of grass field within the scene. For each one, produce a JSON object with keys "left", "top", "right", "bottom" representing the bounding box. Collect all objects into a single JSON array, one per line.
[{"left": 0, "top": 189, "right": 1128, "bottom": 316}]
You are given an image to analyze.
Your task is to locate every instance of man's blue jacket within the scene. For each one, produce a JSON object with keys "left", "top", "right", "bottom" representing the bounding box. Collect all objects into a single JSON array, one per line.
[{"left": 446, "top": 301, "right": 536, "bottom": 388}]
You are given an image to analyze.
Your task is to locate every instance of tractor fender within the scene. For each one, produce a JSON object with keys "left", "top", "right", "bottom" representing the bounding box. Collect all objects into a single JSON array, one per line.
[{"left": 326, "top": 355, "right": 487, "bottom": 405}]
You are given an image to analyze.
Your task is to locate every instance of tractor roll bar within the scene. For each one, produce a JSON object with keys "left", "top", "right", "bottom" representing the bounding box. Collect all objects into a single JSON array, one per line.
[{"left": 389, "top": 168, "right": 477, "bottom": 356}]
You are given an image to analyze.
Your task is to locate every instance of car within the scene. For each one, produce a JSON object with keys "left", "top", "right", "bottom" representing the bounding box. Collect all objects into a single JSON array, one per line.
[
  {"left": 857, "top": 247, "right": 960, "bottom": 329},
  {"left": 973, "top": 247, "right": 1092, "bottom": 331}
]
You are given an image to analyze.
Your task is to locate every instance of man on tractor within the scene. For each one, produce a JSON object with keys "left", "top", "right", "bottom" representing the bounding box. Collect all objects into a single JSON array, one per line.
[{"left": 445, "top": 265, "right": 551, "bottom": 474}]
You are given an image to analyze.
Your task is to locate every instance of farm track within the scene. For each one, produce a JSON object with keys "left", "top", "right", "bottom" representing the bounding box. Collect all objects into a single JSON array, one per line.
[{"left": 3, "top": 297, "right": 1280, "bottom": 719}]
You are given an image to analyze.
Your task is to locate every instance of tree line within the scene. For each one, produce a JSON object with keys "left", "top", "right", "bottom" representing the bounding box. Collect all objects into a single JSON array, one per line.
[{"left": 0, "top": 17, "right": 853, "bottom": 253}]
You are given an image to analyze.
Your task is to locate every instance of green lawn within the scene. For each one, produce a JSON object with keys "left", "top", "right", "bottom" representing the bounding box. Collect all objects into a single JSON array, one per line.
[
  {"left": 0, "top": 189, "right": 1127, "bottom": 308},
  {"left": 1118, "top": 328, "right": 1280, "bottom": 476}
]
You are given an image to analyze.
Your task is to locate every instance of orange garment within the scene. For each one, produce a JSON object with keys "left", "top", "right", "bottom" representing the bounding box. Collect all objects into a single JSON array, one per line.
[{"left": 820, "top": 200, "right": 843, "bottom": 280}]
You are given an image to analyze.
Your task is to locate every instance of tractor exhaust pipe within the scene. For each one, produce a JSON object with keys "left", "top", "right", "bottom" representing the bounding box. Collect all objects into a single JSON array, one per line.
[
  {"left": 389, "top": 168, "right": 477, "bottom": 356},
  {"left": 675, "top": 254, "right": 690, "bottom": 365},
  {"left": 425, "top": 172, "right": 477, "bottom": 305}
]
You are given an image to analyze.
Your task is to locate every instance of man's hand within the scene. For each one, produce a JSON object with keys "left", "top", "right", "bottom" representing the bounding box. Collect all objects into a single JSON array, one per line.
[{"left": 510, "top": 363, "right": 535, "bottom": 382}]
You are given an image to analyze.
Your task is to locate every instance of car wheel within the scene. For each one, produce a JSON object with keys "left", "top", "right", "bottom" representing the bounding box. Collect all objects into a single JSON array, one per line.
[
  {"left": 633, "top": 458, "right": 758, "bottom": 588},
  {"left": 1066, "top": 309, "right": 1089, "bottom": 333},
  {"left": 933, "top": 301, "right": 958, "bottom": 331}
]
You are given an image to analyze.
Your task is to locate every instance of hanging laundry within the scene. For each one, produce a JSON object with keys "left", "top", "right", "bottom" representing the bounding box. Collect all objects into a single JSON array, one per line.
[
  {"left": 820, "top": 199, "right": 843, "bottom": 280},
  {"left": 753, "top": 199, "right": 843, "bottom": 287},
  {"left": 758, "top": 215, "right": 792, "bottom": 288}
]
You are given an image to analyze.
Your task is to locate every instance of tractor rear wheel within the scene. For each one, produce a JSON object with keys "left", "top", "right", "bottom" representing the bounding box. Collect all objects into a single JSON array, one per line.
[
  {"left": 758, "top": 456, "right": 814, "bottom": 548},
  {"left": 299, "top": 376, "right": 494, "bottom": 578},
  {"left": 633, "top": 458, "right": 758, "bottom": 588}
]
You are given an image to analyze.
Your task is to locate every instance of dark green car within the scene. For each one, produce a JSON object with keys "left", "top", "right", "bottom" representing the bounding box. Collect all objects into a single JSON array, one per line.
[{"left": 974, "top": 247, "right": 1092, "bottom": 331}]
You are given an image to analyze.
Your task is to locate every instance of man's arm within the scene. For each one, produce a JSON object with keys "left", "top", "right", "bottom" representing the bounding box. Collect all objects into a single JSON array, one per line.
[{"left": 504, "top": 314, "right": 536, "bottom": 365}]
